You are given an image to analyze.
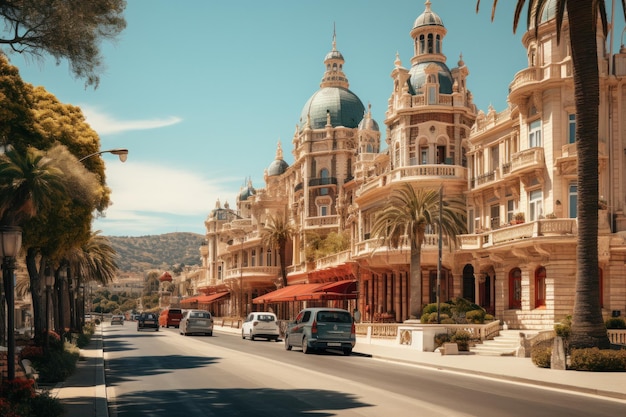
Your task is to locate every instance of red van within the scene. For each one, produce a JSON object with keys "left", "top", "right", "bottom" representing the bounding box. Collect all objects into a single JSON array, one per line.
[{"left": 159, "top": 308, "right": 183, "bottom": 328}]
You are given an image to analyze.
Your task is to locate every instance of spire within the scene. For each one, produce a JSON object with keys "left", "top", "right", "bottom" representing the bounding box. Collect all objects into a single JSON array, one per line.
[
  {"left": 275, "top": 140, "right": 283, "bottom": 160},
  {"left": 320, "top": 25, "right": 349, "bottom": 89}
]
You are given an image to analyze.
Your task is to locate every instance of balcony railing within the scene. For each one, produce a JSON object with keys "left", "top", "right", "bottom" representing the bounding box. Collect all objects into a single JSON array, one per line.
[
  {"left": 358, "top": 164, "right": 467, "bottom": 196},
  {"left": 315, "top": 249, "right": 351, "bottom": 270},
  {"left": 304, "top": 215, "right": 339, "bottom": 228},
  {"left": 309, "top": 177, "right": 338, "bottom": 187},
  {"left": 510, "top": 147, "right": 545, "bottom": 175},
  {"left": 224, "top": 266, "right": 281, "bottom": 280}
]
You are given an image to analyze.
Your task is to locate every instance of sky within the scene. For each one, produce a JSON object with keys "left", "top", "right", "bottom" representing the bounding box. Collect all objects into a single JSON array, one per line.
[{"left": 7, "top": 0, "right": 626, "bottom": 237}]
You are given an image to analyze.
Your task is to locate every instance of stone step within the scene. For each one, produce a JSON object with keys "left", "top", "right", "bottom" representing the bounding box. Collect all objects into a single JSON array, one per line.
[{"left": 470, "top": 330, "right": 535, "bottom": 357}]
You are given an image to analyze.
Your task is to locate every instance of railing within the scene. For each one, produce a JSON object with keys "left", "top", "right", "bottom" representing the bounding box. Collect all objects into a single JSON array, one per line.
[
  {"left": 315, "top": 250, "right": 351, "bottom": 269},
  {"left": 304, "top": 215, "right": 339, "bottom": 228},
  {"left": 224, "top": 266, "right": 281, "bottom": 280},
  {"left": 608, "top": 329, "right": 626, "bottom": 345},
  {"left": 459, "top": 219, "right": 577, "bottom": 249},
  {"left": 355, "top": 320, "right": 501, "bottom": 342},
  {"left": 309, "top": 177, "right": 338, "bottom": 187},
  {"left": 509, "top": 147, "right": 545, "bottom": 174}
]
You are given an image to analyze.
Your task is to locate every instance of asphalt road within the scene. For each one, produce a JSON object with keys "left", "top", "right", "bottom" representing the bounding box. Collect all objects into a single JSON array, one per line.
[{"left": 103, "top": 324, "right": 626, "bottom": 417}]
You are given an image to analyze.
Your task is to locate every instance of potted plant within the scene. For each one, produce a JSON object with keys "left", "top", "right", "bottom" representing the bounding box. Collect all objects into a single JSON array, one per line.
[
  {"left": 546, "top": 212, "right": 557, "bottom": 219},
  {"left": 513, "top": 212, "right": 525, "bottom": 224}
]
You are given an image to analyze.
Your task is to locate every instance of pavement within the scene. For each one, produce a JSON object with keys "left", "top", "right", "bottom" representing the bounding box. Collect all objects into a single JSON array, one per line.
[{"left": 49, "top": 323, "right": 626, "bottom": 417}]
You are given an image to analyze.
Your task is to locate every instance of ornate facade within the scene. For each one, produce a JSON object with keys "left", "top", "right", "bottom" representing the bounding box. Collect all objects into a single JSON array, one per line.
[{"left": 190, "top": 1, "right": 626, "bottom": 330}]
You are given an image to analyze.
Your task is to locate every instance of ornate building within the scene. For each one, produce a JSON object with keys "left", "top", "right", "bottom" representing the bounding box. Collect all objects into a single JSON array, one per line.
[{"left": 190, "top": 0, "right": 626, "bottom": 330}]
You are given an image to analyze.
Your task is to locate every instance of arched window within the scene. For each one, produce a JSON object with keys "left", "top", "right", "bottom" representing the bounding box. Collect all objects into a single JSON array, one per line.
[
  {"left": 427, "top": 34, "right": 434, "bottom": 53},
  {"left": 535, "top": 267, "right": 546, "bottom": 308},
  {"left": 394, "top": 143, "right": 400, "bottom": 168},
  {"left": 509, "top": 268, "right": 522, "bottom": 309},
  {"left": 419, "top": 34, "right": 425, "bottom": 54},
  {"left": 435, "top": 34, "right": 441, "bottom": 53}
]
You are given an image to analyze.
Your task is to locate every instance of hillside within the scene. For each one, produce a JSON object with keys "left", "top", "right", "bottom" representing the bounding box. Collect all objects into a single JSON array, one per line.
[{"left": 108, "top": 232, "right": 205, "bottom": 273}]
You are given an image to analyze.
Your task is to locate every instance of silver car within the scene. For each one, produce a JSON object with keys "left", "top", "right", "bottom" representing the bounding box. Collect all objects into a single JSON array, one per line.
[
  {"left": 242, "top": 312, "right": 280, "bottom": 341},
  {"left": 179, "top": 309, "right": 213, "bottom": 336},
  {"left": 284, "top": 307, "right": 355, "bottom": 355}
]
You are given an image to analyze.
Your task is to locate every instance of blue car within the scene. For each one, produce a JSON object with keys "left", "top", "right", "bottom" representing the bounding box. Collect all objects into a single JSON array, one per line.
[{"left": 284, "top": 308, "right": 355, "bottom": 355}]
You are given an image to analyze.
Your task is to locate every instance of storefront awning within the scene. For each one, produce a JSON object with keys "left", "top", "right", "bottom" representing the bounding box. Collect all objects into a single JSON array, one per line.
[
  {"left": 180, "top": 296, "right": 198, "bottom": 305},
  {"left": 253, "top": 280, "right": 357, "bottom": 304},
  {"left": 253, "top": 283, "right": 323, "bottom": 304},
  {"left": 196, "top": 292, "right": 229, "bottom": 304}
]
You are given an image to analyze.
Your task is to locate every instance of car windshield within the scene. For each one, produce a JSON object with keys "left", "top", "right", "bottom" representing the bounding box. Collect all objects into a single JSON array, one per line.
[
  {"left": 316, "top": 311, "right": 352, "bottom": 323},
  {"left": 189, "top": 312, "right": 210, "bottom": 319}
]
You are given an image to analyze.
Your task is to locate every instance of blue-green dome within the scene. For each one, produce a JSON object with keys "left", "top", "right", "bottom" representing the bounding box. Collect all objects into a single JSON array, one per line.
[
  {"left": 408, "top": 61, "right": 454, "bottom": 95},
  {"left": 239, "top": 183, "right": 256, "bottom": 201},
  {"left": 268, "top": 159, "right": 289, "bottom": 176},
  {"left": 300, "top": 87, "right": 365, "bottom": 129},
  {"left": 413, "top": 1, "right": 444, "bottom": 28},
  {"left": 358, "top": 115, "right": 379, "bottom": 132}
]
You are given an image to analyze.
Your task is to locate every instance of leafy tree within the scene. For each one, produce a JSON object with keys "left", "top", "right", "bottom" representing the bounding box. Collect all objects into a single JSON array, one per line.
[
  {"left": 261, "top": 214, "right": 295, "bottom": 288},
  {"left": 371, "top": 185, "right": 466, "bottom": 318},
  {"left": 0, "top": 0, "right": 127, "bottom": 88},
  {"left": 476, "top": 0, "right": 619, "bottom": 349}
]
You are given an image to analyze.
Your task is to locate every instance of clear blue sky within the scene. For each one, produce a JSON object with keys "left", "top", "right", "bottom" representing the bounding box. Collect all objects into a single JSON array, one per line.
[{"left": 8, "top": 1, "right": 626, "bottom": 237}]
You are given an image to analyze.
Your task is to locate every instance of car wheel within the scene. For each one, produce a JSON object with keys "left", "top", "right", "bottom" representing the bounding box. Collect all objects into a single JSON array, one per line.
[
  {"left": 155, "top": 328, "right": 159, "bottom": 332},
  {"left": 302, "top": 336, "right": 311, "bottom": 354},
  {"left": 342, "top": 347, "right": 352, "bottom": 356},
  {"left": 241, "top": 329, "right": 246, "bottom": 339},
  {"left": 274, "top": 337, "right": 280, "bottom": 342},
  {"left": 284, "top": 335, "right": 292, "bottom": 351},
  {"left": 208, "top": 332, "right": 213, "bottom": 336},
  {"left": 250, "top": 332, "right": 255, "bottom": 341}
]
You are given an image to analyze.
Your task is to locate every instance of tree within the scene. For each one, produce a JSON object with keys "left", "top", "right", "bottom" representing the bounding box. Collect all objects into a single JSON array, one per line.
[
  {"left": 261, "top": 214, "right": 295, "bottom": 288},
  {"left": 476, "top": 0, "right": 622, "bottom": 349},
  {"left": 0, "top": 0, "right": 127, "bottom": 88},
  {"left": 371, "top": 184, "right": 466, "bottom": 318}
]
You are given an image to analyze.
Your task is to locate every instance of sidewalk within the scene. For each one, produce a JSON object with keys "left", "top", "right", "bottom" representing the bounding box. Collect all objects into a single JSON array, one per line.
[{"left": 51, "top": 324, "right": 626, "bottom": 417}]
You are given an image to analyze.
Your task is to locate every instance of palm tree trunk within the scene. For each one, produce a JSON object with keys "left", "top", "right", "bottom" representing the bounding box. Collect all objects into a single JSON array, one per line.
[
  {"left": 568, "top": 0, "right": 610, "bottom": 349},
  {"left": 26, "top": 248, "right": 45, "bottom": 344},
  {"left": 409, "top": 247, "right": 422, "bottom": 319},
  {"left": 278, "top": 244, "right": 288, "bottom": 288}
]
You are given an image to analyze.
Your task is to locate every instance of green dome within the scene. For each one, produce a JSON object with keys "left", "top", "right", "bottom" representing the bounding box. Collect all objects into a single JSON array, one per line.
[
  {"left": 408, "top": 61, "right": 454, "bottom": 95},
  {"left": 299, "top": 87, "right": 365, "bottom": 129}
]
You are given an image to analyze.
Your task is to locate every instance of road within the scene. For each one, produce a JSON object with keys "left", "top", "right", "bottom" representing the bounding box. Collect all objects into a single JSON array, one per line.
[{"left": 103, "top": 324, "right": 626, "bottom": 417}]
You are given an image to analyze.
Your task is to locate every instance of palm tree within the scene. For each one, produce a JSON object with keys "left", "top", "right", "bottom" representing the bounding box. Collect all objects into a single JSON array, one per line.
[
  {"left": 476, "top": 0, "right": 621, "bottom": 349},
  {"left": 66, "top": 230, "right": 119, "bottom": 330},
  {"left": 261, "top": 214, "right": 295, "bottom": 288},
  {"left": 371, "top": 184, "right": 466, "bottom": 318}
]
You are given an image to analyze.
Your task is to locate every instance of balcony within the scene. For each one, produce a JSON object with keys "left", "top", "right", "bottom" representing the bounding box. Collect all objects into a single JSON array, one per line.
[
  {"left": 304, "top": 215, "right": 339, "bottom": 229},
  {"left": 309, "top": 177, "right": 338, "bottom": 187},
  {"left": 224, "top": 266, "right": 281, "bottom": 281},
  {"left": 358, "top": 165, "right": 467, "bottom": 197},
  {"left": 459, "top": 218, "right": 577, "bottom": 250}
]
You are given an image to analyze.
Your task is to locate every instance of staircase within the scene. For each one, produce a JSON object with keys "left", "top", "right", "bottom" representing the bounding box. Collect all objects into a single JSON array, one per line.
[{"left": 470, "top": 330, "right": 527, "bottom": 356}]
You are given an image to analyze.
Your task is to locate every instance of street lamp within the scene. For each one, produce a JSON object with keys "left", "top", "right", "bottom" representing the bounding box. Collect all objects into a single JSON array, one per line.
[
  {"left": 78, "top": 148, "right": 129, "bottom": 163},
  {"left": 0, "top": 225, "right": 22, "bottom": 380}
]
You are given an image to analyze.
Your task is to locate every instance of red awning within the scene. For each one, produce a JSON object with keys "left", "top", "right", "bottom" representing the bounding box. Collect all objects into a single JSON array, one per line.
[
  {"left": 252, "top": 283, "right": 324, "bottom": 304},
  {"left": 252, "top": 280, "right": 357, "bottom": 303},
  {"left": 196, "top": 292, "right": 229, "bottom": 304},
  {"left": 159, "top": 272, "right": 172, "bottom": 282},
  {"left": 180, "top": 296, "right": 198, "bottom": 305}
]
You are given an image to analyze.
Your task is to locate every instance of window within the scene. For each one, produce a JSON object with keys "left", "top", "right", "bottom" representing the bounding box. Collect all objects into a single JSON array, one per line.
[
  {"left": 394, "top": 143, "right": 400, "bottom": 168},
  {"left": 320, "top": 168, "right": 329, "bottom": 196},
  {"left": 490, "top": 145, "right": 499, "bottom": 171},
  {"left": 509, "top": 268, "right": 522, "bottom": 309},
  {"left": 535, "top": 267, "right": 547, "bottom": 308},
  {"left": 568, "top": 114, "right": 576, "bottom": 144},
  {"left": 506, "top": 200, "right": 515, "bottom": 223},
  {"left": 419, "top": 34, "right": 425, "bottom": 54},
  {"left": 468, "top": 208, "right": 475, "bottom": 233},
  {"left": 529, "top": 189, "right": 543, "bottom": 221},
  {"left": 568, "top": 183, "right": 577, "bottom": 218},
  {"left": 320, "top": 205, "right": 329, "bottom": 216},
  {"left": 421, "top": 147, "right": 428, "bottom": 164},
  {"left": 428, "top": 86, "right": 437, "bottom": 104},
  {"left": 490, "top": 205, "right": 500, "bottom": 229},
  {"left": 529, "top": 119, "right": 542, "bottom": 147},
  {"left": 266, "top": 248, "right": 272, "bottom": 266},
  {"left": 409, "top": 138, "right": 417, "bottom": 165},
  {"left": 436, "top": 145, "right": 445, "bottom": 164},
  {"left": 251, "top": 249, "right": 256, "bottom": 267}
]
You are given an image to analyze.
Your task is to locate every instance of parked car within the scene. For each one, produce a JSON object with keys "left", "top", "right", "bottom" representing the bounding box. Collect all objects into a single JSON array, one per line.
[
  {"left": 159, "top": 308, "right": 183, "bottom": 328},
  {"left": 284, "top": 307, "right": 355, "bottom": 355},
  {"left": 111, "top": 315, "right": 124, "bottom": 325},
  {"left": 242, "top": 312, "right": 280, "bottom": 341},
  {"left": 180, "top": 310, "right": 213, "bottom": 336},
  {"left": 137, "top": 312, "right": 159, "bottom": 331}
]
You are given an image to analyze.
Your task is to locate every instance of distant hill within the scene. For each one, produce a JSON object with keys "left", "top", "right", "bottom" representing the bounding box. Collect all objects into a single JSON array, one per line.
[{"left": 108, "top": 232, "right": 205, "bottom": 273}]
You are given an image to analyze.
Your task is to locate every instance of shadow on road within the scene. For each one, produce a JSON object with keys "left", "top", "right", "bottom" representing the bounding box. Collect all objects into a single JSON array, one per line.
[{"left": 110, "top": 387, "right": 373, "bottom": 416}]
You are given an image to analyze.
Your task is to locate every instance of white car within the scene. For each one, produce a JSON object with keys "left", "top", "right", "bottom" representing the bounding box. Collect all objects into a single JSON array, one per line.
[
  {"left": 179, "top": 310, "right": 213, "bottom": 336},
  {"left": 242, "top": 312, "right": 280, "bottom": 341}
]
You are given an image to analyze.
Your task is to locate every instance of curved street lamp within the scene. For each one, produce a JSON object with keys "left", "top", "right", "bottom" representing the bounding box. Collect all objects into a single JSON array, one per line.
[{"left": 79, "top": 148, "right": 129, "bottom": 163}]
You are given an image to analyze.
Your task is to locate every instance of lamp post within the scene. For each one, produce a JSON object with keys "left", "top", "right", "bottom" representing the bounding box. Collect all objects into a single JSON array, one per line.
[
  {"left": 78, "top": 148, "right": 129, "bottom": 163},
  {"left": 44, "top": 265, "right": 55, "bottom": 352},
  {"left": 0, "top": 225, "right": 23, "bottom": 380},
  {"left": 80, "top": 284, "right": 85, "bottom": 330}
]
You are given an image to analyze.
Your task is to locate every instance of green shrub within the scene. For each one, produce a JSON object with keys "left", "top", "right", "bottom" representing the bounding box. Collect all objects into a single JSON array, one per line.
[
  {"left": 451, "top": 330, "right": 471, "bottom": 351},
  {"left": 76, "top": 333, "right": 91, "bottom": 349},
  {"left": 569, "top": 348, "right": 626, "bottom": 371},
  {"left": 484, "top": 314, "right": 494, "bottom": 321},
  {"left": 531, "top": 346, "right": 552, "bottom": 368},
  {"left": 434, "top": 333, "right": 451, "bottom": 348},
  {"left": 33, "top": 342, "right": 80, "bottom": 383},
  {"left": 421, "top": 303, "right": 451, "bottom": 316},
  {"left": 420, "top": 312, "right": 450, "bottom": 323},
  {"left": 29, "top": 390, "right": 64, "bottom": 417},
  {"left": 465, "top": 309, "right": 486, "bottom": 324},
  {"left": 605, "top": 317, "right": 626, "bottom": 329},
  {"left": 554, "top": 315, "right": 572, "bottom": 338}
]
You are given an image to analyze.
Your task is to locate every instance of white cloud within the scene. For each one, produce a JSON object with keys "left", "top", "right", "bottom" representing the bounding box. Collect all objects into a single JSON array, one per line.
[
  {"left": 93, "top": 161, "right": 239, "bottom": 236},
  {"left": 81, "top": 105, "right": 182, "bottom": 135}
]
